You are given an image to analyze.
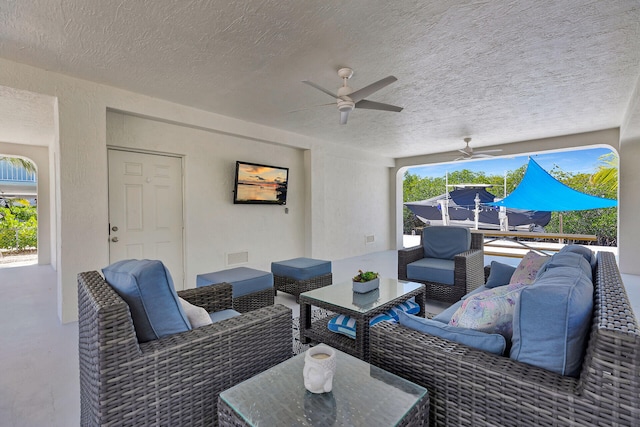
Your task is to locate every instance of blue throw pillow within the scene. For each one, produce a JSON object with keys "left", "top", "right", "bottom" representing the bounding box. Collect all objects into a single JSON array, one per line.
[
  {"left": 102, "top": 259, "right": 191, "bottom": 342},
  {"left": 397, "top": 310, "right": 506, "bottom": 355},
  {"left": 485, "top": 261, "right": 517, "bottom": 288}
]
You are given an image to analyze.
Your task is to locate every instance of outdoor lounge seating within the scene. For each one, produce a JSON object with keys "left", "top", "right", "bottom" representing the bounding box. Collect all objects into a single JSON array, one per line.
[
  {"left": 398, "top": 226, "right": 485, "bottom": 303},
  {"left": 78, "top": 264, "right": 292, "bottom": 426},
  {"left": 371, "top": 250, "right": 640, "bottom": 426}
]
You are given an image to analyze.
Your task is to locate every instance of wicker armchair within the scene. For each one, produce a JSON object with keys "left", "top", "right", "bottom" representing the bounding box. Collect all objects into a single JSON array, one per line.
[
  {"left": 78, "top": 271, "right": 292, "bottom": 427},
  {"left": 398, "top": 227, "right": 484, "bottom": 303},
  {"left": 372, "top": 251, "right": 640, "bottom": 426}
]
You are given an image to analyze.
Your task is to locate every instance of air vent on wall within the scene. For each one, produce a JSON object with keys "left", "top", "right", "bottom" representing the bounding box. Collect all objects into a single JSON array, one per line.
[{"left": 226, "top": 251, "right": 249, "bottom": 266}]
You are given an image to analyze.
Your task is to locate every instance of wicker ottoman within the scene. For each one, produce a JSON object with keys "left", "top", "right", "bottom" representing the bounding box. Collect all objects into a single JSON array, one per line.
[
  {"left": 196, "top": 267, "right": 274, "bottom": 313},
  {"left": 271, "top": 257, "right": 332, "bottom": 302}
]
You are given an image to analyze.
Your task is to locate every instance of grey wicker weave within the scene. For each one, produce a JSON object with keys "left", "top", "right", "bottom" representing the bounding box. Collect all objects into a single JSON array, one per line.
[
  {"left": 398, "top": 231, "right": 485, "bottom": 303},
  {"left": 232, "top": 287, "right": 275, "bottom": 313},
  {"left": 273, "top": 272, "right": 332, "bottom": 302},
  {"left": 78, "top": 271, "right": 292, "bottom": 427},
  {"left": 371, "top": 251, "right": 640, "bottom": 427}
]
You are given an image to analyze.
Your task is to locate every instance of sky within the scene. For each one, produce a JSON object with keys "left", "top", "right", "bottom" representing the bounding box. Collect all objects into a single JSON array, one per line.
[{"left": 408, "top": 147, "right": 614, "bottom": 179}]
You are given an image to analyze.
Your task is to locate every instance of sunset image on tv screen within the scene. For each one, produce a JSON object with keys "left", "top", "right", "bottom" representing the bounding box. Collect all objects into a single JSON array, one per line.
[{"left": 235, "top": 163, "right": 288, "bottom": 204}]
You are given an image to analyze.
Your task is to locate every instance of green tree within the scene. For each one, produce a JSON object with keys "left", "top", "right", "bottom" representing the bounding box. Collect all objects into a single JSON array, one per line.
[
  {"left": 403, "top": 162, "right": 617, "bottom": 246},
  {"left": 589, "top": 152, "right": 618, "bottom": 195}
]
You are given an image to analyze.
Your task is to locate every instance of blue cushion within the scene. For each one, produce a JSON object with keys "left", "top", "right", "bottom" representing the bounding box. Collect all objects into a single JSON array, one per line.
[
  {"left": 432, "top": 299, "right": 464, "bottom": 324},
  {"left": 196, "top": 267, "right": 273, "bottom": 298},
  {"left": 422, "top": 226, "right": 471, "bottom": 260},
  {"left": 271, "top": 257, "right": 332, "bottom": 281},
  {"left": 485, "top": 261, "right": 517, "bottom": 288},
  {"left": 327, "top": 314, "right": 357, "bottom": 339},
  {"left": 536, "top": 252, "right": 592, "bottom": 282},
  {"left": 387, "top": 298, "right": 421, "bottom": 321},
  {"left": 559, "top": 244, "right": 597, "bottom": 270},
  {"left": 327, "top": 312, "right": 397, "bottom": 339},
  {"left": 406, "top": 257, "right": 455, "bottom": 285},
  {"left": 397, "top": 311, "right": 506, "bottom": 355},
  {"left": 209, "top": 309, "right": 242, "bottom": 323},
  {"left": 510, "top": 261, "right": 594, "bottom": 377},
  {"left": 369, "top": 312, "right": 396, "bottom": 326},
  {"left": 102, "top": 259, "right": 191, "bottom": 343}
]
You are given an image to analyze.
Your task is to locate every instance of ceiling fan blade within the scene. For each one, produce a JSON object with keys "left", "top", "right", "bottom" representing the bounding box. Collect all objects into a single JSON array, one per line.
[
  {"left": 349, "top": 76, "right": 397, "bottom": 103},
  {"left": 340, "top": 110, "right": 350, "bottom": 125},
  {"left": 474, "top": 149, "right": 503, "bottom": 154},
  {"left": 457, "top": 149, "right": 469, "bottom": 155},
  {"left": 355, "top": 99, "right": 403, "bottom": 112},
  {"left": 472, "top": 154, "right": 495, "bottom": 158},
  {"left": 302, "top": 80, "right": 339, "bottom": 99},
  {"left": 287, "top": 102, "right": 335, "bottom": 114}
]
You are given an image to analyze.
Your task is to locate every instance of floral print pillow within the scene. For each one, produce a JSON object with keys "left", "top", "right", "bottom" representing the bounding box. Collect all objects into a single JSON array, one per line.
[
  {"left": 449, "top": 283, "right": 528, "bottom": 340},
  {"left": 509, "top": 251, "right": 549, "bottom": 285}
]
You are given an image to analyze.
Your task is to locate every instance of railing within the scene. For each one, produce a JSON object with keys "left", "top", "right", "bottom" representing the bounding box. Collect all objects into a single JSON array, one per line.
[
  {"left": 0, "top": 161, "right": 36, "bottom": 183},
  {"left": 0, "top": 227, "right": 37, "bottom": 252}
]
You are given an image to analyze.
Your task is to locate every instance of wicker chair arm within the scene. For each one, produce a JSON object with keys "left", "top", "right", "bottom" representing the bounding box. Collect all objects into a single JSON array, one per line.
[
  {"left": 140, "top": 304, "right": 292, "bottom": 356},
  {"left": 454, "top": 248, "right": 485, "bottom": 293},
  {"left": 398, "top": 245, "right": 425, "bottom": 280},
  {"left": 178, "top": 283, "right": 233, "bottom": 312}
]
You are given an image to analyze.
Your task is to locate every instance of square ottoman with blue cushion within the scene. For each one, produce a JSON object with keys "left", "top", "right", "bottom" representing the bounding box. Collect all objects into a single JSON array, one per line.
[
  {"left": 197, "top": 267, "right": 274, "bottom": 313},
  {"left": 271, "top": 257, "right": 332, "bottom": 302}
]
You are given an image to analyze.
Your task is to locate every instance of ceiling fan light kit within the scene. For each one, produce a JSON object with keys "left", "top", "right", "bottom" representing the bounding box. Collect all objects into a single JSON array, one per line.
[{"left": 302, "top": 67, "right": 402, "bottom": 124}]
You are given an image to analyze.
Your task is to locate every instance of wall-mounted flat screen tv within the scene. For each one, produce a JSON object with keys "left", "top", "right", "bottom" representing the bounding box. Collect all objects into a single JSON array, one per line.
[{"left": 233, "top": 161, "right": 289, "bottom": 205}]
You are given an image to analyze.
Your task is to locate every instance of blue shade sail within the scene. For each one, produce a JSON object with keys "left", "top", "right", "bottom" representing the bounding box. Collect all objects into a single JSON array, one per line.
[{"left": 489, "top": 159, "right": 617, "bottom": 211}]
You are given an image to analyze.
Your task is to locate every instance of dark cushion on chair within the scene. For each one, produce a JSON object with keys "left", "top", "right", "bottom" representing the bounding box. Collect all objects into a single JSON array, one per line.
[
  {"left": 407, "top": 258, "right": 455, "bottom": 285},
  {"left": 102, "top": 259, "right": 191, "bottom": 342},
  {"left": 422, "top": 226, "right": 471, "bottom": 260}
]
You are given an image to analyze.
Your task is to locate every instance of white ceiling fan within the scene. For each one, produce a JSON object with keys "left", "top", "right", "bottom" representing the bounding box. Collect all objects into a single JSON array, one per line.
[
  {"left": 302, "top": 67, "right": 403, "bottom": 125},
  {"left": 455, "top": 137, "right": 503, "bottom": 160}
]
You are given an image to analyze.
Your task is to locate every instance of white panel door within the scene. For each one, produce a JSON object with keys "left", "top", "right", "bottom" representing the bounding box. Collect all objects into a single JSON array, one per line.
[{"left": 108, "top": 149, "right": 185, "bottom": 290}]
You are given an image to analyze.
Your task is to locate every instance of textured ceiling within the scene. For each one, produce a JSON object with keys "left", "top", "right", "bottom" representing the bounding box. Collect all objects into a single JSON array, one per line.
[{"left": 1, "top": 0, "right": 639, "bottom": 158}]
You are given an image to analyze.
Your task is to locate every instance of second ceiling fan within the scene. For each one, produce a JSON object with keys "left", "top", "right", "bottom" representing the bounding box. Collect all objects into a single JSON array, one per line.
[
  {"left": 455, "top": 137, "right": 503, "bottom": 161},
  {"left": 302, "top": 67, "right": 403, "bottom": 125}
]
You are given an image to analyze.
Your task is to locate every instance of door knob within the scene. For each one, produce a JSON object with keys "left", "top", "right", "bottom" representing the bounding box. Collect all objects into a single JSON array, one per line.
[
  {"left": 111, "top": 226, "right": 119, "bottom": 232},
  {"left": 111, "top": 237, "right": 119, "bottom": 242}
]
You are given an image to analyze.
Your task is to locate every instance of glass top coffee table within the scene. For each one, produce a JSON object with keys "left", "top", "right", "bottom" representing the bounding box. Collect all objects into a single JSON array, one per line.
[
  {"left": 299, "top": 278, "right": 425, "bottom": 361},
  {"left": 218, "top": 347, "right": 429, "bottom": 426}
]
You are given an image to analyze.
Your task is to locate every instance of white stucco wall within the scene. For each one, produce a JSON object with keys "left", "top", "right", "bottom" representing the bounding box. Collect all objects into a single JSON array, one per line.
[
  {"left": 106, "top": 111, "right": 306, "bottom": 284},
  {"left": 619, "top": 73, "right": 640, "bottom": 275},
  {"left": 0, "top": 57, "right": 393, "bottom": 322}
]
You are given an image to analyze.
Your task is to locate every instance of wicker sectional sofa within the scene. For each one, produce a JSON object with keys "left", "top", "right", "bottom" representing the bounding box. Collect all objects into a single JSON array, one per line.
[{"left": 370, "top": 251, "right": 640, "bottom": 426}]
